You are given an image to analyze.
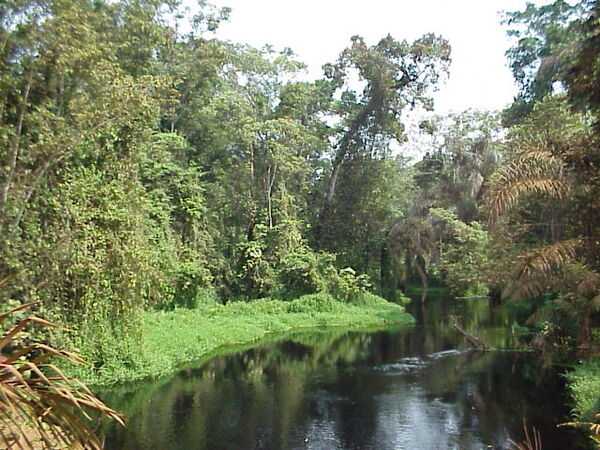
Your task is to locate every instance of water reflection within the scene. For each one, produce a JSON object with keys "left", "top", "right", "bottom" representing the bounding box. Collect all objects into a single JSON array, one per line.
[{"left": 104, "top": 297, "right": 585, "bottom": 450}]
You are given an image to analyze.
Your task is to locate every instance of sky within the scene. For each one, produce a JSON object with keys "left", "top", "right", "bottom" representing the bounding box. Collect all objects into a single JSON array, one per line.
[{"left": 207, "top": 0, "right": 547, "bottom": 114}]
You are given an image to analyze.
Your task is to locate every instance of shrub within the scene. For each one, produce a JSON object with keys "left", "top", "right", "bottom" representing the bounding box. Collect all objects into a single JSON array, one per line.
[
  {"left": 430, "top": 208, "right": 489, "bottom": 296},
  {"left": 286, "top": 292, "right": 343, "bottom": 313},
  {"left": 277, "top": 250, "right": 336, "bottom": 298},
  {"left": 328, "top": 267, "right": 372, "bottom": 302},
  {"left": 169, "top": 260, "right": 213, "bottom": 309}
]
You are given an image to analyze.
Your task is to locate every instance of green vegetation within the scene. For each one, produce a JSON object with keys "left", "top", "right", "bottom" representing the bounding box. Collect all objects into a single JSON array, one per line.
[
  {"left": 566, "top": 359, "right": 600, "bottom": 446},
  {"left": 71, "top": 292, "right": 413, "bottom": 387},
  {"left": 2, "top": 0, "right": 600, "bottom": 446},
  {"left": 568, "top": 360, "right": 600, "bottom": 421},
  {"left": 0, "top": 0, "right": 446, "bottom": 378}
]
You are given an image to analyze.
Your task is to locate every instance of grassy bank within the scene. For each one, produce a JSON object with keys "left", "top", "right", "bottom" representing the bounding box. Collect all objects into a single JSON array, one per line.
[{"left": 74, "top": 292, "right": 413, "bottom": 387}]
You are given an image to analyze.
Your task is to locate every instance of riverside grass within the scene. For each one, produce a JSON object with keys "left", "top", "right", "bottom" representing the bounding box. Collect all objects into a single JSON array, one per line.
[{"left": 72, "top": 292, "right": 413, "bottom": 387}]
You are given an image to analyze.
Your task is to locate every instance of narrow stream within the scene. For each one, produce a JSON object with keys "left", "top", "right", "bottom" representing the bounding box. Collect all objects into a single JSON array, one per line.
[{"left": 104, "top": 296, "right": 585, "bottom": 450}]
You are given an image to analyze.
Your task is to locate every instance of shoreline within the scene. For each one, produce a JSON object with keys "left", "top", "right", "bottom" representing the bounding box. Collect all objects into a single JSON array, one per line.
[{"left": 73, "top": 293, "right": 414, "bottom": 388}]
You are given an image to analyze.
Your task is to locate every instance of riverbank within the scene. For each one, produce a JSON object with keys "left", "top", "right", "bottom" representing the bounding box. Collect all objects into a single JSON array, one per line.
[{"left": 75, "top": 292, "right": 413, "bottom": 387}]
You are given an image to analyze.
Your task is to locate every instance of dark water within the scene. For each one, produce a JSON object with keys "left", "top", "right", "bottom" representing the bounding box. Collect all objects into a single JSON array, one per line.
[{"left": 103, "top": 296, "right": 586, "bottom": 450}]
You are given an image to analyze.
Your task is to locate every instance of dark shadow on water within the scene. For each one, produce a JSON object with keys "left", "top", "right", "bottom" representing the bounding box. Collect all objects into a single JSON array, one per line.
[{"left": 103, "top": 295, "right": 588, "bottom": 450}]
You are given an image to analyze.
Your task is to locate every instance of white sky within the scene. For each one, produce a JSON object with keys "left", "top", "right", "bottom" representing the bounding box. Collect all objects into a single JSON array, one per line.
[{"left": 208, "top": 0, "right": 549, "bottom": 114}]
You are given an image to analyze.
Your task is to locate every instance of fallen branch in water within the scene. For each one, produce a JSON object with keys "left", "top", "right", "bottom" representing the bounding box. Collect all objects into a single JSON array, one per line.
[
  {"left": 450, "top": 315, "right": 488, "bottom": 350},
  {"left": 454, "top": 295, "right": 489, "bottom": 300}
]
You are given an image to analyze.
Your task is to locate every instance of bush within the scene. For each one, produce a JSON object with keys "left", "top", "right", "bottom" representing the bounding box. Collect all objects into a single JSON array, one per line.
[
  {"left": 328, "top": 267, "right": 372, "bottom": 302},
  {"left": 277, "top": 250, "right": 335, "bottom": 298},
  {"left": 286, "top": 292, "right": 342, "bottom": 313},
  {"left": 391, "top": 290, "right": 412, "bottom": 306},
  {"left": 169, "top": 260, "right": 213, "bottom": 309},
  {"left": 430, "top": 208, "right": 489, "bottom": 296},
  {"left": 277, "top": 249, "right": 374, "bottom": 303}
]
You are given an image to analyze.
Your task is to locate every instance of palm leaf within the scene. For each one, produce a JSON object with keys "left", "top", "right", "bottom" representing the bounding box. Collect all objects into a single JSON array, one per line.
[
  {"left": 516, "top": 240, "right": 581, "bottom": 279},
  {"left": 487, "top": 149, "right": 568, "bottom": 223},
  {"left": 503, "top": 240, "right": 581, "bottom": 300},
  {"left": 0, "top": 303, "right": 125, "bottom": 449},
  {"left": 509, "top": 419, "right": 543, "bottom": 450}
]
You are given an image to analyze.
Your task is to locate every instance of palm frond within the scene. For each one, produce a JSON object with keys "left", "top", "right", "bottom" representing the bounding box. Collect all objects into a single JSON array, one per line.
[
  {"left": 517, "top": 240, "right": 581, "bottom": 279},
  {"left": 487, "top": 149, "right": 567, "bottom": 223},
  {"left": 560, "top": 413, "right": 600, "bottom": 447},
  {"left": 0, "top": 304, "right": 124, "bottom": 450},
  {"left": 503, "top": 240, "right": 581, "bottom": 300},
  {"left": 509, "top": 419, "right": 543, "bottom": 450}
]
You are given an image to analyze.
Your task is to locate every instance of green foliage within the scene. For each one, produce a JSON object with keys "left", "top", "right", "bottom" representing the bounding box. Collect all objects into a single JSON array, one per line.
[
  {"left": 430, "top": 208, "right": 490, "bottom": 296},
  {"left": 328, "top": 267, "right": 373, "bottom": 302},
  {"left": 0, "top": 0, "right": 453, "bottom": 383},
  {"left": 42, "top": 165, "right": 171, "bottom": 368},
  {"left": 567, "top": 359, "right": 600, "bottom": 421},
  {"left": 486, "top": 95, "right": 600, "bottom": 348},
  {"left": 169, "top": 262, "right": 214, "bottom": 309},
  {"left": 502, "top": 0, "right": 589, "bottom": 122},
  {"left": 286, "top": 292, "right": 348, "bottom": 314},
  {"left": 276, "top": 247, "right": 374, "bottom": 301},
  {"left": 318, "top": 33, "right": 451, "bottom": 278},
  {"left": 277, "top": 250, "right": 336, "bottom": 298}
]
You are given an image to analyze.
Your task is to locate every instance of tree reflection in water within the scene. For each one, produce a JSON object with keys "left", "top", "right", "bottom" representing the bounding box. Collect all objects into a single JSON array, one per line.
[{"left": 103, "top": 297, "right": 585, "bottom": 450}]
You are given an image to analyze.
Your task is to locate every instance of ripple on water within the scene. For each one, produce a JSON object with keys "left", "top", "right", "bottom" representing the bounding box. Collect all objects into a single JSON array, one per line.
[
  {"left": 373, "top": 349, "right": 467, "bottom": 374},
  {"left": 428, "top": 349, "right": 465, "bottom": 359},
  {"left": 373, "top": 356, "right": 429, "bottom": 374}
]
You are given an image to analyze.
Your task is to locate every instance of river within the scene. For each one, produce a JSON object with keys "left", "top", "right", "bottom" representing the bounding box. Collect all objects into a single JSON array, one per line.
[{"left": 103, "top": 294, "right": 586, "bottom": 450}]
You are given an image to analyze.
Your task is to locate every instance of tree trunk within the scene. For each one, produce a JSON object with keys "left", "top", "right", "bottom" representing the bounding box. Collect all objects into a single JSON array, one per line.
[
  {"left": 266, "top": 165, "right": 276, "bottom": 229},
  {"left": 316, "top": 96, "right": 378, "bottom": 247},
  {"left": 489, "top": 285, "right": 502, "bottom": 307},
  {"left": 578, "top": 305, "right": 592, "bottom": 355},
  {"left": 12, "top": 159, "right": 52, "bottom": 230},
  {"left": 415, "top": 259, "right": 428, "bottom": 304},
  {"left": 0, "top": 72, "right": 32, "bottom": 212},
  {"left": 380, "top": 241, "right": 390, "bottom": 297}
]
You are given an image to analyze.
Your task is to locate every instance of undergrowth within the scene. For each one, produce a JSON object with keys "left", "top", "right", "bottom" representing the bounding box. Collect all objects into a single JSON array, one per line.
[{"left": 567, "top": 359, "right": 600, "bottom": 421}]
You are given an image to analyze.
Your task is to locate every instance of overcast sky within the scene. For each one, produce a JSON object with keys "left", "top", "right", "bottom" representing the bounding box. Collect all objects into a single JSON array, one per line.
[{"left": 207, "top": 0, "right": 547, "bottom": 114}]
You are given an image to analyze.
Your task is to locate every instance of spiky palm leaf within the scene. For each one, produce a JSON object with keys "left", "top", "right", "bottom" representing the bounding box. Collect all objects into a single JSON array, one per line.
[
  {"left": 503, "top": 240, "right": 581, "bottom": 300},
  {"left": 487, "top": 148, "right": 568, "bottom": 224},
  {"left": 0, "top": 303, "right": 124, "bottom": 449},
  {"left": 560, "top": 413, "right": 600, "bottom": 448},
  {"left": 517, "top": 240, "right": 581, "bottom": 279},
  {"left": 509, "top": 420, "right": 543, "bottom": 450}
]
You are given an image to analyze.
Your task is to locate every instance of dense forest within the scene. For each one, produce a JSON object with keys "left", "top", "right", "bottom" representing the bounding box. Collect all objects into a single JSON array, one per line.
[{"left": 2, "top": 0, "right": 600, "bottom": 448}]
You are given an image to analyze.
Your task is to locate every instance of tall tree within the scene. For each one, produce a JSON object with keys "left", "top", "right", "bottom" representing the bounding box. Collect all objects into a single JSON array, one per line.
[
  {"left": 316, "top": 33, "right": 451, "bottom": 261},
  {"left": 502, "top": 0, "right": 590, "bottom": 123}
]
